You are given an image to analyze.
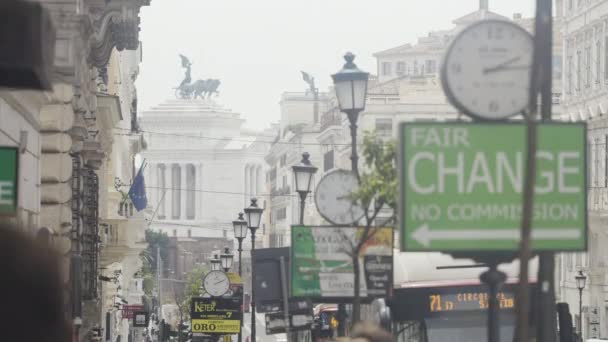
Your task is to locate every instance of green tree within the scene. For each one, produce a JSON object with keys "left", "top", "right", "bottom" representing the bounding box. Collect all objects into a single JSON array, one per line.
[
  {"left": 349, "top": 131, "right": 397, "bottom": 324},
  {"left": 140, "top": 229, "right": 170, "bottom": 295}
]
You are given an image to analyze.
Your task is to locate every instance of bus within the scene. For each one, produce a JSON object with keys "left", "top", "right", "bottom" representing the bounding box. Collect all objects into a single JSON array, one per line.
[{"left": 390, "top": 252, "right": 538, "bottom": 342}]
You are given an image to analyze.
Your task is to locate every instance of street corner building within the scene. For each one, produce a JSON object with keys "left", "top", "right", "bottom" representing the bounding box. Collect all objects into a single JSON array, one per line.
[{"left": 0, "top": 0, "right": 151, "bottom": 341}]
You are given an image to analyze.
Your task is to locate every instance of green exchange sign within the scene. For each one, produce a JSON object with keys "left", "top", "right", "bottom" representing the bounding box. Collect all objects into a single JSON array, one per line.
[
  {"left": 399, "top": 123, "right": 587, "bottom": 252},
  {"left": 0, "top": 147, "right": 18, "bottom": 215}
]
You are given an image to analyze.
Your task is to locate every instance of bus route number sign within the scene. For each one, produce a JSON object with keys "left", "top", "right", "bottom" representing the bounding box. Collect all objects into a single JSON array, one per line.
[{"left": 399, "top": 122, "right": 587, "bottom": 252}]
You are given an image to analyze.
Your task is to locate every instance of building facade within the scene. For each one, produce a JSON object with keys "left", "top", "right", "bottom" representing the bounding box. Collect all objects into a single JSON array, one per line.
[
  {"left": 559, "top": 0, "right": 608, "bottom": 339},
  {"left": 0, "top": 1, "right": 150, "bottom": 340}
]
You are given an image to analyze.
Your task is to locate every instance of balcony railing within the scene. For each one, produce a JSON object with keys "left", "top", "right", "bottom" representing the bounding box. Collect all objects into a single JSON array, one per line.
[{"left": 320, "top": 110, "right": 342, "bottom": 132}]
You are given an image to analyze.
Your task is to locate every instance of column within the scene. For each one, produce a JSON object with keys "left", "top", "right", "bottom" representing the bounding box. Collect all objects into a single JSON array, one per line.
[
  {"left": 256, "top": 166, "right": 262, "bottom": 196},
  {"left": 195, "top": 163, "right": 202, "bottom": 221},
  {"left": 148, "top": 162, "right": 157, "bottom": 207},
  {"left": 164, "top": 163, "right": 172, "bottom": 219},
  {"left": 181, "top": 163, "right": 187, "bottom": 220},
  {"left": 250, "top": 164, "right": 256, "bottom": 197},
  {"left": 244, "top": 165, "right": 250, "bottom": 206}
]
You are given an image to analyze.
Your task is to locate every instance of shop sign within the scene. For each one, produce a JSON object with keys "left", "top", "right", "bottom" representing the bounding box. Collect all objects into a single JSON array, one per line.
[
  {"left": 0, "top": 147, "right": 18, "bottom": 215},
  {"left": 399, "top": 122, "right": 587, "bottom": 252},
  {"left": 291, "top": 226, "right": 393, "bottom": 300},
  {"left": 191, "top": 297, "right": 242, "bottom": 334},
  {"left": 133, "top": 311, "right": 149, "bottom": 327}
]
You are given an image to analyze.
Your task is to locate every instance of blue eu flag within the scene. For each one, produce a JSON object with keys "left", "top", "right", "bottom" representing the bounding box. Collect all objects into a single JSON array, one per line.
[{"left": 128, "top": 164, "right": 148, "bottom": 211}]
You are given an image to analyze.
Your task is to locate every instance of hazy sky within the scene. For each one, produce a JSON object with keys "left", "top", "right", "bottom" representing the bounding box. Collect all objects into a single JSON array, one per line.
[{"left": 136, "top": 0, "right": 535, "bottom": 130}]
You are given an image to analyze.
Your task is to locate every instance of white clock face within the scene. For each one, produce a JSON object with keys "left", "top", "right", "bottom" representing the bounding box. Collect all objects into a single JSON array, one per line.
[
  {"left": 203, "top": 270, "right": 230, "bottom": 297},
  {"left": 441, "top": 19, "right": 533, "bottom": 120},
  {"left": 314, "top": 169, "right": 365, "bottom": 225}
]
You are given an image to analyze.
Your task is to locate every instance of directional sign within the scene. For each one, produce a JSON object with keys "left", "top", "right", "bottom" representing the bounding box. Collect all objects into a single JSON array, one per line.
[
  {"left": 0, "top": 147, "right": 18, "bottom": 215},
  {"left": 399, "top": 122, "right": 587, "bottom": 252}
]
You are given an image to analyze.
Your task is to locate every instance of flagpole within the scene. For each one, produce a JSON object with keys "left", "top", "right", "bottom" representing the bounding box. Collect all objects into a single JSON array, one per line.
[{"left": 148, "top": 190, "right": 167, "bottom": 227}]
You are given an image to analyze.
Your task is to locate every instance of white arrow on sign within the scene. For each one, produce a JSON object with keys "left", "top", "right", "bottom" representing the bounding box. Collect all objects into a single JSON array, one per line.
[{"left": 412, "top": 223, "right": 582, "bottom": 247}]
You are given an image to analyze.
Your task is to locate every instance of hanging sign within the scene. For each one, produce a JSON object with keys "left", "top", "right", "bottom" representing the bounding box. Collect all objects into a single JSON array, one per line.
[
  {"left": 399, "top": 122, "right": 587, "bottom": 252},
  {"left": 0, "top": 147, "right": 18, "bottom": 215},
  {"left": 291, "top": 225, "right": 393, "bottom": 301}
]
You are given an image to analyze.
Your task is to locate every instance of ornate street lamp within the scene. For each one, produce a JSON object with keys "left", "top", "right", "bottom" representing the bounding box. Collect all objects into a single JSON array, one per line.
[
  {"left": 210, "top": 254, "right": 221, "bottom": 272},
  {"left": 332, "top": 52, "right": 370, "bottom": 175},
  {"left": 232, "top": 212, "right": 248, "bottom": 342},
  {"left": 220, "top": 247, "right": 234, "bottom": 273},
  {"left": 292, "top": 152, "right": 318, "bottom": 225},
  {"left": 244, "top": 198, "right": 264, "bottom": 342},
  {"left": 576, "top": 270, "right": 587, "bottom": 337}
]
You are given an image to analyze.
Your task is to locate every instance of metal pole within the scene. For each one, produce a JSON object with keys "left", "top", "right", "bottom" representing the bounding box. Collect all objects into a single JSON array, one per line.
[
  {"left": 347, "top": 111, "right": 360, "bottom": 180},
  {"left": 579, "top": 288, "right": 583, "bottom": 338},
  {"left": 158, "top": 246, "right": 163, "bottom": 321},
  {"left": 251, "top": 231, "right": 256, "bottom": 342},
  {"left": 238, "top": 238, "right": 243, "bottom": 342},
  {"left": 299, "top": 192, "right": 307, "bottom": 225},
  {"left": 480, "top": 262, "right": 507, "bottom": 342},
  {"left": 534, "top": 0, "right": 558, "bottom": 336},
  {"left": 280, "top": 256, "right": 291, "bottom": 342}
]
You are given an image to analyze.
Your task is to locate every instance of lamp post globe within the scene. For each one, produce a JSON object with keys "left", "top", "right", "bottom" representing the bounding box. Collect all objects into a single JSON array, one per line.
[
  {"left": 244, "top": 198, "right": 263, "bottom": 233},
  {"left": 292, "top": 152, "right": 318, "bottom": 225},
  {"left": 233, "top": 212, "right": 248, "bottom": 240},
  {"left": 220, "top": 247, "right": 234, "bottom": 272},
  {"left": 576, "top": 270, "right": 587, "bottom": 290},
  {"left": 210, "top": 254, "right": 221, "bottom": 272},
  {"left": 331, "top": 52, "right": 369, "bottom": 115}
]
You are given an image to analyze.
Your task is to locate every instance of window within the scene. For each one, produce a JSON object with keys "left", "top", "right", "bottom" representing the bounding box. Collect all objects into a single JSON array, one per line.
[
  {"left": 375, "top": 118, "right": 393, "bottom": 137},
  {"left": 396, "top": 62, "right": 406, "bottom": 75},
  {"left": 425, "top": 60, "right": 437, "bottom": 74},
  {"left": 585, "top": 46, "right": 591, "bottom": 88},
  {"left": 382, "top": 62, "right": 392, "bottom": 76},
  {"left": 604, "top": 37, "right": 608, "bottom": 81},
  {"left": 172, "top": 164, "right": 181, "bottom": 219},
  {"left": 280, "top": 154, "right": 287, "bottom": 167},
  {"left": 276, "top": 207, "right": 287, "bottom": 221},
  {"left": 282, "top": 175, "right": 287, "bottom": 188},
  {"left": 577, "top": 50, "right": 582, "bottom": 91},
  {"left": 186, "top": 164, "right": 196, "bottom": 220},
  {"left": 597, "top": 41, "right": 602, "bottom": 84},
  {"left": 553, "top": 55, "right": 563, "bottom": 80},
  {"left": 413, "top": 60, "right": 419, "bottom": 75},
  {"left": 324, "top": 150, "right": 334, "bottom": 172},
  {"left": 158, "top": 164, "right": 166, "bottom": 219},
  {"left": 567, "top": 55, "right": 573, "bottom": 94}
]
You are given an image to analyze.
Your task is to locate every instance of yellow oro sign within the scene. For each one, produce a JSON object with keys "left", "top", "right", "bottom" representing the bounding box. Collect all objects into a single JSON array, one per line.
[{"left": 191, "top": 319, "right": 241, "bottom": 334}]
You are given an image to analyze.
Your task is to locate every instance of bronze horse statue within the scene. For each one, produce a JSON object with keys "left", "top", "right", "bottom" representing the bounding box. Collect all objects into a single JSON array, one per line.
[{"left": 175, "top": 55, "right": 221, "bottom": 100}]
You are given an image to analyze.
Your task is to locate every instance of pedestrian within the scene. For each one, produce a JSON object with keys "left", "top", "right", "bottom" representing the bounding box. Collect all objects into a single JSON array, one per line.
[
  {"left": 0, "top": 223, "right": 70, "bottom": 341},
  {"left": 349, "top": 322, "right": 392, "bottom": 342}
]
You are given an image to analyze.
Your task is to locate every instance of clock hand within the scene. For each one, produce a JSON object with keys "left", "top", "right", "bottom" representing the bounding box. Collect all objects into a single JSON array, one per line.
[
  {"left": 214, "top": 279, "right": 227, "bottom": 285},
  {"left": 483, "top": 56, "right": 525, "bottom": 74}
]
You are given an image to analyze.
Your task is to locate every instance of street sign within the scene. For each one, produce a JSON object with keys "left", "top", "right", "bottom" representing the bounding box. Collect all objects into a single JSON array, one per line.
[
  {"left": 399, "top": 122, "right": 587, "bottom": 252},
  {"left": 191, "top": 297, "right": 242, "bottom": 334},
  {"left": 291, "top": 226, "right": 393, "bottom": 301},
  {"left": 0, "top": 147, "right": 18, "bottom": 215}
]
